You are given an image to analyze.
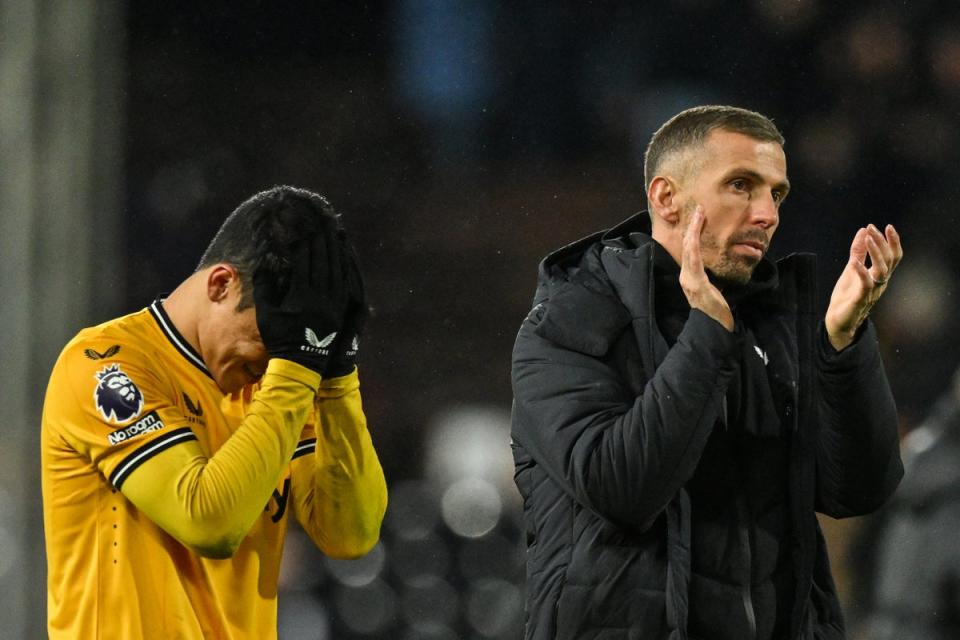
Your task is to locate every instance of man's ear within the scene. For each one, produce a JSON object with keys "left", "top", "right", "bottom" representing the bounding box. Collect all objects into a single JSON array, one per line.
[
  {"left": 647, "top": 176, "right": 681, "bottom": 227},
  {"left": 206, "top": 264, "right": 239, "bottom": 303}
]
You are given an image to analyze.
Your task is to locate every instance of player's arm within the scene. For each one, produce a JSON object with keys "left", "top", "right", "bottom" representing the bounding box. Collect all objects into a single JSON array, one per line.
[
  {"left": 289, "top": 229, "right": 386, "bottom": 558},
  {"left": 120, "top": 359, "right": 320, "bottom": 558},
  {"left": 289, "top": 369, "right": 387, "bottom": 559},
  {"left": 124, "top": 215, "right": 350, "bottom": 557}
]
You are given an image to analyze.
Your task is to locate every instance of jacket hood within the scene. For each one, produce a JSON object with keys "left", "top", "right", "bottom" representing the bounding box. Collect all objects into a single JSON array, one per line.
[
  {"left": 601, "top": 210, "right": 655, "bottom": 250},
  {"left": 536, "top": 211, "right": 651, "bottom": 281}
]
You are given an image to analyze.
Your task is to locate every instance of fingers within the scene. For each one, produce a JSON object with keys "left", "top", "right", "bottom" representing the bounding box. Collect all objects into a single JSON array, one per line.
[
  {"left": 848, "top": 226, "right": 868, "bottom": 264},
  {"left": 826, "top": 223, "right": 902, "bottom": 347},
  {"left": 682, "top": 205, "right": 706, "bottom": 277},
  {"left": 276, "top": 240, "right": 312, "bottom": 310},
  {"left": 848, "top": 224, "right": 900, "bottom": 288},
  {"left": 346, "top": 248, "right": 365, "bottom": 303},
  {"left": 864, "top": 233, "right": 890, "bottom": 284},
  {"left": 306, "top": 226, "right": 325, "bottom": 289},
  {"left": 339, "top": 234, "right": 368, "bottom": 336},
  {"left": 294, "top": 238, "right": 313, "bottom": 287},
  {"left": 886, "top": 224, "right": 903, "bottom": 268},
  {"left": 850, "top": 254, "right": 874, "bottom": 290},
  {"left": 863, "top": 223, "right": 903, "bottom": 287},
  {"left": 311, "top": 216, "right": 342, "bottom": 291},
  {"left": 842, "top": 227, "right": 874, "bottom": 291}
]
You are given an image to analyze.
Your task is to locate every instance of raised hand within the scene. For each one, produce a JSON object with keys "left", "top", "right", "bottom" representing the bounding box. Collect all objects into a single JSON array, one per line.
[
  {"left": 253, "top": 216, "right": 349, "bottom": 374},
  {"left": 825, "top": 223, "right": 903, "bottom": 351},
  {"left": 323, "top": 233, "right": 368, "bottom": 378},
  {"left": 679, "top": 205, "right": 734, "bottom": 331}
]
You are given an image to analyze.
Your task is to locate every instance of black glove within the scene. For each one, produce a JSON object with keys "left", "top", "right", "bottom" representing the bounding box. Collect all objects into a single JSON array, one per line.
[
  {"left": 253, "top": 218, "right": 348, "bottom": 374},
  {"left": 323, "top": 235, "right": 368, "bottom": 378}
]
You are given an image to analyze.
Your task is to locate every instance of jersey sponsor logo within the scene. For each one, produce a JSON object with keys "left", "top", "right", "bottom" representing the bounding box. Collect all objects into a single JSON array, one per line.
[
  {"left": 264, "top": 478, "right": 291, "bottom": 523},
  {"left": 106, "top": 410, "right": 165, "bottom": 446},
  {"left": 84, "top": 344, "right": 121, "bottom": 360},
  {"left": 181, "top": 391, "right": 206, "bottom": 426},
  {"left": 182, "top": 392, "right": 203, "bottom": 417},
  {"left": 303, "top": 327, "right": 336, "bottom": 356},
  {"left": 305, "top": 327, "right": 336, "bottom": 348},
  {"left": 345, "top": 335, "right": 359, "bottom": 358},
  {"left": 754, "top": 345, "right": 769, "bottom": 366},
  {"left": 94, "top": 364, "right": 144, "bottom": 423}
]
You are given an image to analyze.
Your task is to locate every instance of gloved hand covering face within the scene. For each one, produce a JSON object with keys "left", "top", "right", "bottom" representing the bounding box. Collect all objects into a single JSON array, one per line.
[{"left": 253, "top": 214, "right": 348, "bottom": 374}]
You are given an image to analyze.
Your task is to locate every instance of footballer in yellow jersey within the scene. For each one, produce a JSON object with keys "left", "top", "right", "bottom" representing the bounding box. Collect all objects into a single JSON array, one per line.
[{"left": 41, "top": 187, "right": 388, "bottom": 639}]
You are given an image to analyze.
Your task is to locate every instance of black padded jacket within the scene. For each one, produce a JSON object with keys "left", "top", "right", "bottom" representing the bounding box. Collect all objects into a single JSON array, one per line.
[{"left": 510, "top": 213, "right": 903, "bottom": 639}]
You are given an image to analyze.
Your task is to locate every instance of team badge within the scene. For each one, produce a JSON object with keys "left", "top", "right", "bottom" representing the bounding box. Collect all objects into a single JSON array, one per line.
[{"left": 94, "top": 364, "right": 144, "bottom": 424}]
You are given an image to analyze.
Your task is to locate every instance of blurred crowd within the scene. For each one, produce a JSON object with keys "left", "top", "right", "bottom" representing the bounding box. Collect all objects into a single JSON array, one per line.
[
  {"left": 846, "top": 369, "right": 960, "bottom": 640},
  {"left": 118, "top": 1, "right": 960, "bottom": 636}
]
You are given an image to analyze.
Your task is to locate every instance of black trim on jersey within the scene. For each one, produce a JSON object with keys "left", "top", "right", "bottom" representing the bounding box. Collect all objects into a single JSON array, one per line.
[
  {"left": 148, "top": 296, "right": 212, "bottom": 379},
  {"left": 109, "top": 427, "right": 198, "bottom": 489},
  {"left": 292, "top": 438, "right": 317, "bottom": 460}
]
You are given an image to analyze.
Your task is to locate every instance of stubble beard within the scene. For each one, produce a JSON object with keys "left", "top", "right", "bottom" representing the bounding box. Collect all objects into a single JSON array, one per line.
[
  {"left": 683, "top": 202, "right": 765, "bottom": 285},
  {"left": 698, "top": 228, "right": 757, "bottom": 285},
  {"left": 688, "top": 216, "right": 767, "bottom": 285}
]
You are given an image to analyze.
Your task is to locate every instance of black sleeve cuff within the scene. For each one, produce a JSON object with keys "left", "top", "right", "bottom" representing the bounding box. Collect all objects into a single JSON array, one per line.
[
  {"left": 819, "top": 319, "right": 876, "bottom": 370},
  {"left": 681, "top": 308, "right": 743, "bottom": 367}
]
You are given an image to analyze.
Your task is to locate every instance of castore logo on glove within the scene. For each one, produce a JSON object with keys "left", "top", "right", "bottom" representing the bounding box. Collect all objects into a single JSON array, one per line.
[{"left": 303, "top": 327, "right": 336, "bottom": 355}]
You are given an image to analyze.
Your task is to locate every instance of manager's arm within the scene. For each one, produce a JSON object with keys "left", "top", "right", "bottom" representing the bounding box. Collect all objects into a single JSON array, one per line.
[
  {"left": 512, "top": 303, "right": 738, "bottom": 533},
  {"left": 815, "top": 322, "right": 902, "bottom": 517},
  {"left": 817, "top": 223, "right": 904, "bottom": 516}
]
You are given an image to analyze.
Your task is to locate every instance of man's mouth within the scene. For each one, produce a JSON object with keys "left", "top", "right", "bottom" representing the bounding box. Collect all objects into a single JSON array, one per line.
[{"left": 730, "top": 236, "right": 768, "bottom": 259}]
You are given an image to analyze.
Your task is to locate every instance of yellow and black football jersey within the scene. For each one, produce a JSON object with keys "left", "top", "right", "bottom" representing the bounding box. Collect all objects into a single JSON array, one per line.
[{"left": 41, "top": 299, "right": 387, "bottom": 639}]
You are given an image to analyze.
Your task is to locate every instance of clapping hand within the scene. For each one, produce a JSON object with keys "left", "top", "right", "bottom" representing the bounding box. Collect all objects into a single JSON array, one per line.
[{"left": 825, "top": 224, "right": 903, "bottom": 351}]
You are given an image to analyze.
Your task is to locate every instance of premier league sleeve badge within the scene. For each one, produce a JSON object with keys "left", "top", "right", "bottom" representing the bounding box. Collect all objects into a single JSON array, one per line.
[{"left": 94, "top": 364, "right": 145, "bottom": 424}]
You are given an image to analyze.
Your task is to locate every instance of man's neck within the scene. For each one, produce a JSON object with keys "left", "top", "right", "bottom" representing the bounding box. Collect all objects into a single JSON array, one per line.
[
  {"left": 650, "top": 226, "right": 683, "bottom": 268},
  {"left": 160, "top": 274, "right": 204, "bottom": 357}
]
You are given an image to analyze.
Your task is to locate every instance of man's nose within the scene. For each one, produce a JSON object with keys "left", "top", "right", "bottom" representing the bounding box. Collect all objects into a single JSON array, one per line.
[{"left": 750, "top": 192, "right": 779, "bottom": 229}]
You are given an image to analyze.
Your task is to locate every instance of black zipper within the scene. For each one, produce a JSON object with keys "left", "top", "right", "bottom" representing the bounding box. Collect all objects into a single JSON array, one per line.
[
  {"left": 727, "top": 391, "right": 758, "bottom": 640},
  {"left": 736, "top": 494, "right": 758, "bottom": 639}
]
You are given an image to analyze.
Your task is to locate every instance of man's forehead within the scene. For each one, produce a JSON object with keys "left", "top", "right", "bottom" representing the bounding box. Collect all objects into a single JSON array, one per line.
[
  {"left": 702, "top": 129, "right": 786, "bottom": 166},
  {"left": 656, "top": 128, "right": 787, "bottom": 188}
]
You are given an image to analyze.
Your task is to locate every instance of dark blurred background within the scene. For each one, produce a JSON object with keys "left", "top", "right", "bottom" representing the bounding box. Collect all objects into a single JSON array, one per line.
[{"left": 4, "top": 1, "right": 960, "bottom": 638}]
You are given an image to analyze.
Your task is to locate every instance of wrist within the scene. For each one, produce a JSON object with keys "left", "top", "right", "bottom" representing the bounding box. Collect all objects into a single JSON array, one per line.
[
  {"left": 317, "top": 367, "right": 360, "bottom": 398},
  {"left": 692, "top": 303, "right": 734, "bottom": 332},
  {"left": 264, "top": 358, "right": 323, "bottom": 391},
  {"left": 826, "top": 326, "right": 857, "bottom": 352}
]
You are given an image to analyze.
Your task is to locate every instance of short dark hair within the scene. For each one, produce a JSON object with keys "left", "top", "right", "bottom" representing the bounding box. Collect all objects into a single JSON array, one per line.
[
  {"left": 643, "top": 105, "right": 785, "bottom": 190},
  {"left": 197, "top": 185, "right": 339, "bottom": 309}
]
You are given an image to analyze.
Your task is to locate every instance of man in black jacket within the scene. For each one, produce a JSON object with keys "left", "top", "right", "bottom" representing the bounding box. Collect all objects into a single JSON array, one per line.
[{"left": 511, "top": 105, "right": 904, "bottom": 640}]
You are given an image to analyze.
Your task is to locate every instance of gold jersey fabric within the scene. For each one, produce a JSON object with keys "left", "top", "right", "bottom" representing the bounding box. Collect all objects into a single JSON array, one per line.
[{"left": 41, "top": 299, "right": 387, "bottom": 639}]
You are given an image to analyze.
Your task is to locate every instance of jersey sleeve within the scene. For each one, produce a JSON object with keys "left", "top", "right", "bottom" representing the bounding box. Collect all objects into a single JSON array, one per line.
[
  {"left": 47, "top": 340, "right": 199, "bottom": 488},
  {"left": 46, "top": 339, "right": 322, "bottom": 558},
  {"left": 288, "top": 368, "right": 388, "bottom": 559}
]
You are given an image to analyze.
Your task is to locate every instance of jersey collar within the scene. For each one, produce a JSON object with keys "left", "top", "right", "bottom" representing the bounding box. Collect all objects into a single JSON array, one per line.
[{"left": 148, "top": 295, "right": 213, "bottom": 379}]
